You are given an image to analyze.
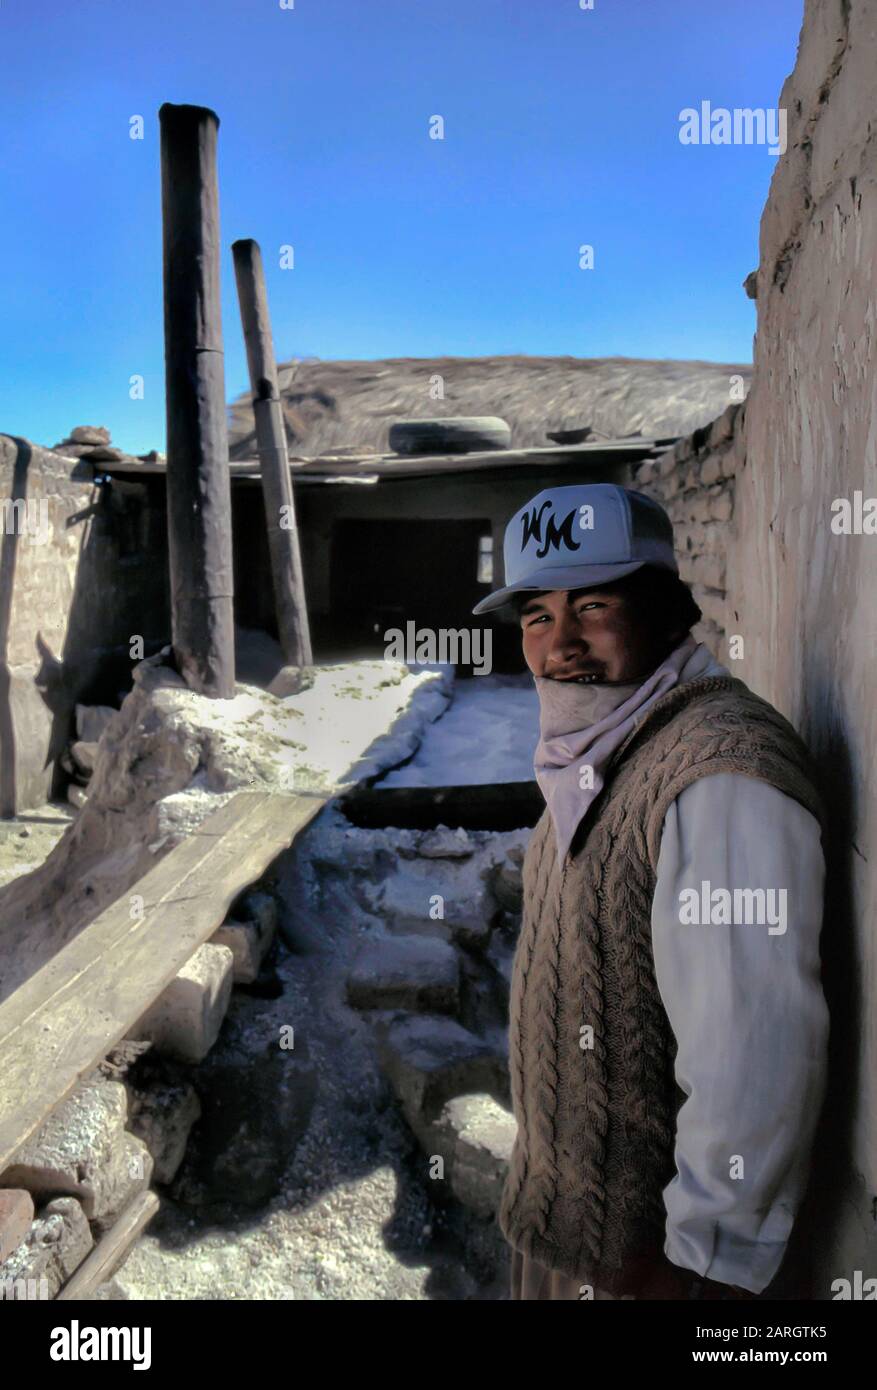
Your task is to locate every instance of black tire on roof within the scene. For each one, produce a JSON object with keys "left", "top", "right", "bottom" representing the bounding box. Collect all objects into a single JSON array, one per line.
[{"left": 388, "top": 416, "right": 512, "bottom": 456}]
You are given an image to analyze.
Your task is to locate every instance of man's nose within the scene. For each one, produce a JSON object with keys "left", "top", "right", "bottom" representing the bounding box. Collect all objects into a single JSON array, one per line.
[{"left": 547, "top": 609, "right": 586, "bottom": 662}]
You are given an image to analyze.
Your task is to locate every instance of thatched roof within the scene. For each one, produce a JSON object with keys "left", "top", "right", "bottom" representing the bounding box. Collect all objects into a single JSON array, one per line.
[{"left": 227, "top": 354, "right": 751, "bottom": 461}]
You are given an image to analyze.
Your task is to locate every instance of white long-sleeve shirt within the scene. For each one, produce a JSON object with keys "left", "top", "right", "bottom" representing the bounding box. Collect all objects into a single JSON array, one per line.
[{"left": 651, "top": 772, "right": 829, "bottom": 1294}]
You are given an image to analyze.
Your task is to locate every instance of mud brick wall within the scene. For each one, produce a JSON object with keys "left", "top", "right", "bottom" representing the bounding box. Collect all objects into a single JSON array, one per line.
[{"left": 630, "top": 400, "right": 744, "bottom": 659}]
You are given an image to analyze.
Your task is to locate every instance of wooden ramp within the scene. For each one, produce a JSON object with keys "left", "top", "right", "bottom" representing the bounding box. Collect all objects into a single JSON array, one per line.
[{"left": 0, "top": 790, "right": 327, "bottom": 1180}]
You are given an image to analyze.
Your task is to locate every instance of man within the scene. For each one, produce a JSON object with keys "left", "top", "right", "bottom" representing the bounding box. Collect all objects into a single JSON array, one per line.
[{"left": 472, "top": 483, "right": 829, "bottom": 1301}]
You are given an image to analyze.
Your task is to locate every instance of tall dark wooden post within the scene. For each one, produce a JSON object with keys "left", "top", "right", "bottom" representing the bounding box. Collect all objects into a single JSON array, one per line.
[
  {"left": 232, "top": 238, "right": 313, "bottom": 667},
  {"left": 160, "top": 102, "right": 236, "bottom": 697}
]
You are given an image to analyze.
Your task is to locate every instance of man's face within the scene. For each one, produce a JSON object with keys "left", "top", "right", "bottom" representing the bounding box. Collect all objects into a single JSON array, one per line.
[{"left": 519, "top": 584, "right": 675, "bottom": 685}]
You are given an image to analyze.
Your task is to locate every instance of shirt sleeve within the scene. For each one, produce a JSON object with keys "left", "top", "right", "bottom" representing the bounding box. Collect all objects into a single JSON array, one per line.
[{"left": 650, "top": 772, "right": 829, "bottom": 1294}]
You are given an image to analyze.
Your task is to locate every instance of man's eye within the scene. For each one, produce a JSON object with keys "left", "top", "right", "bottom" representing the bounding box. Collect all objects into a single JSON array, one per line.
[{"left": 576, "top": 601, "right": 604, "bottom": 612}]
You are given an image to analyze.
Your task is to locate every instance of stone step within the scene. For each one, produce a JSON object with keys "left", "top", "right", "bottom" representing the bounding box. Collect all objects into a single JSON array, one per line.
[
  {"left": 410, "top": 1092, "right": 516, "bottom": 1218},
  {"left": 346, "top": 934, "right": 460, "bottom": 1013},
  {"left": 375, "top": 1013, "right": 505, "bottom": 1123}
]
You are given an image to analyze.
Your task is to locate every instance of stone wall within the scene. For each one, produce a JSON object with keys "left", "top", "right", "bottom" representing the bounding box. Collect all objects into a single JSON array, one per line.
[
  {"left": 631, "top": 400, "right": 745, "bottom": 659},
  {"left": 728, "top": 0, "right": 877, "bottom": 1295}
]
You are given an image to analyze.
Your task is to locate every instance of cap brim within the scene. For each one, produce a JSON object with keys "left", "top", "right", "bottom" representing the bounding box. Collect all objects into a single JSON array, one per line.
[{"left": 471, "top": 560, "right": 649, "bottom": 615}]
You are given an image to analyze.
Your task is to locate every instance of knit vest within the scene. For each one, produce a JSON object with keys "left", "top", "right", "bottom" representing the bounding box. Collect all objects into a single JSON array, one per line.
[{"left": 498, "top": 675, "right": 825, "bottom": 1295}]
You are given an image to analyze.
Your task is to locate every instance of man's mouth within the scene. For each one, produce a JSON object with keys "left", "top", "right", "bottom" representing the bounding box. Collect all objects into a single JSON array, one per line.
[{"left": 550, "top": 671, "right": 603, "bottom": 684}]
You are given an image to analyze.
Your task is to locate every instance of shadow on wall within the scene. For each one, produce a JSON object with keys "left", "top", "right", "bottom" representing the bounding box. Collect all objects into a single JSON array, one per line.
[{"left": 796, "top": 662, "right": 865, "bottom": 1299}]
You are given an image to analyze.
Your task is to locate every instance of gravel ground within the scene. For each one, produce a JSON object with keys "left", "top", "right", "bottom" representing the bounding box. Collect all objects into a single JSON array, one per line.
[{"left": 0, "top": 802, "right": 73, "bottom": 888}]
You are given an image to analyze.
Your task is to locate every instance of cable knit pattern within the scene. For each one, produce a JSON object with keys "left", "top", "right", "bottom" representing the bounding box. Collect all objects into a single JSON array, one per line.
[{"left": 498, "top": 675, "right": 825, "bottom": 1294}]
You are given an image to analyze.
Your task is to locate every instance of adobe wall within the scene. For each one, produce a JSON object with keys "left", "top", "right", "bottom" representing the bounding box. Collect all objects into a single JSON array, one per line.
[
  {"left": 0, "top": 437, "right": 169, "bottom": 815},
  {"left": 729, "top": 0, "right": 876, "bottom": 1293}
]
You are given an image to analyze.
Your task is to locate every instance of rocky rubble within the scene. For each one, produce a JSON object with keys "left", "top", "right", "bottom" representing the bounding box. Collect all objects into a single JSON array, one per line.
[
  {"left": 50, "top": 425, "right": 164, "bottom": 467},
  {"left": 283, "top": 800, "right": 525, "bottom": 1228}
]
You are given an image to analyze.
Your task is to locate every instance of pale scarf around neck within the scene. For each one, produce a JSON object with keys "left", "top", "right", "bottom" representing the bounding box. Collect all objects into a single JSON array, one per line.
[{"left": 534, "top": 635, "right": 729, "bottom": 864}]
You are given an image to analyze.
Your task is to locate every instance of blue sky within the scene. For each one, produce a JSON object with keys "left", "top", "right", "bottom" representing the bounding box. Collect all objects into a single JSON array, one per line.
[{"left": 0, "top": 0, "right": 802, "bottom": 455}]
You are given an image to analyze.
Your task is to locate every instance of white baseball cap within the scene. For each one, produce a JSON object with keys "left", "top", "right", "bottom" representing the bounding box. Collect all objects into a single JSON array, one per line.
[{"left": 472, "top": 483, "right": 678, "bottom": 615}]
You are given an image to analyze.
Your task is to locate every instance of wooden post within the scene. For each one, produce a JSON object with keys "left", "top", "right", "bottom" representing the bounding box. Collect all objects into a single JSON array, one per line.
[
  {"left": 232, "top": 238, "right": 313, "bottom": 666},
  {"left": 159, "top": 103, "right": 236, "bottom": 697}
]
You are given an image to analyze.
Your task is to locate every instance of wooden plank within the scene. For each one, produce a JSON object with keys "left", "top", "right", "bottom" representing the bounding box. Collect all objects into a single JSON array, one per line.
[
  {"left": 0, "top": 790, "right": 327, "bottom": 1176},
  {"left": 232, "top": 238, "right": 313, "bottom": 667},
  {"left": 55, "top": 1191, "right": 160, "bottom": 1301}
]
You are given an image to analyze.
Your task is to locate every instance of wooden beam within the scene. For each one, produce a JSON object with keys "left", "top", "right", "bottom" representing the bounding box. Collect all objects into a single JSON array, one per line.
[
  {"left": 340, "top": 780, "right": 544, "bottom": 832},
  {"left": 159, "top": 102, "right": 236, "bottom": 697},
  {"left": 55, "top": 1191, "right": 160, "bottom": 1300},
  {"left": 0, "top": 791, "right": 327, "bottom": 1178},
  {"left": 232, "top": 239, "right": 312, "bottom": 666}
]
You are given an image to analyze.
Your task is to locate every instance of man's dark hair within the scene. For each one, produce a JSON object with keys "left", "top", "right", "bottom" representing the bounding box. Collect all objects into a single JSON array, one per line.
[{"left": 512, "top": 566, "right": 702, "bottom": 645}]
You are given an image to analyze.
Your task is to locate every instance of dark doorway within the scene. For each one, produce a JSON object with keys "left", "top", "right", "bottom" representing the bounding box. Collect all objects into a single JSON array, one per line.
[{"left": 328, "top": 518, "right": 491, "bottom": 664}]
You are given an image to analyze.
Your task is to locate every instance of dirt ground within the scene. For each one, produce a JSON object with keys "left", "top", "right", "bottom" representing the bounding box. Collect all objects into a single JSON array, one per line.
[{"left": 0, "top": 803, "right": 74, "bottom": 889}]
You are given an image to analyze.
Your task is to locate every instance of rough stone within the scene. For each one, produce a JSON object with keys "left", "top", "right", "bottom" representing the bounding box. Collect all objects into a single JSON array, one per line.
[
  {"left": 0, "top": 1196, "right": 92, "bottom": 1299},
  {"left": 68, "top": 426, "right": 111, "bottom": 446},
  {"left": 210, "top": 916, "right": 274, "bottom": 985},
  {"left": 85, "top": 446, "right": 125, "bottom": 463},
  {"left": 700, "top": 455, "right": 723, "bottom": 487},
  {"left": 375, "top": 1013, "right": 505, "bottom": 1124},
  {"left": 708, "top": 403, "right": 741, "bottom": 448},
  {"left": 416, "top": 826, "right": 475, "bottom": 859},
  {"left": 361, "top": 855, "right": 495, "bottom": 949},
  {"left": 0, "top": 1077, "right": 151, "bottom": 1229},
  {"left": 70, "top": 740, "right": 98, "bottom": 776},
  {"left": 127, "top": 1074, "right": 201, "bottom": 1185},
  {"left": 346, "top": 934, "right": 460, "bottom": 1013},
  {"left": 74, "top": 703, "right": 118, "bottom": 743},
  {"left": 92, "top": 1276, "right": 130, "bottom": 1299},
  {"left": 67, "top": 783, "right": 88, "bottom": 809},
  {"left": 491, "top": 853, "right": 523, "bottom": 914},
  {"left": 691, "top": 552, "right": 725, "bottom": 589},
  {"left": 709, "top": 490, "right": 733, "bottom": 522},
  {"left": 0, "top": 1189, "right": 34, "bottom": 1264},
  {"left": 444, "top": 1093, "right": 516, "bottom": 1218},
  {"left": 129, "top": 942, "right": 234, "bottom": 1064},
  {"left": 235, "top": 888, "right": 278, "bottom": 938},
  {"left": 266, "top": 665, "right": 314, "bottom": 698}
]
